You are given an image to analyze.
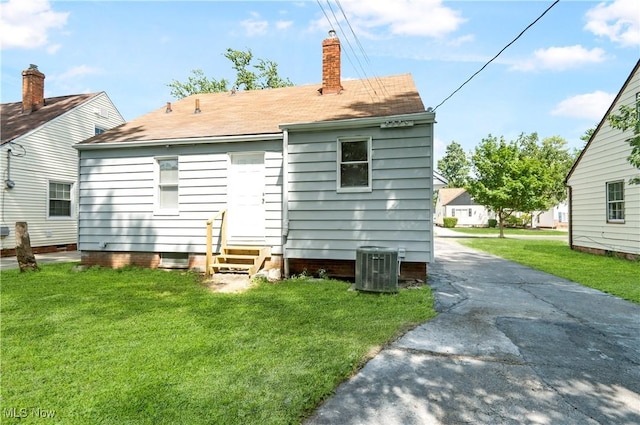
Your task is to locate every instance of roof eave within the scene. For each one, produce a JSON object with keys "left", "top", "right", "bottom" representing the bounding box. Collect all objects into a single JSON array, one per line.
[
  {"left": 280, "top": 111, "right": 435, "bottom": 131},
  {"left": 74, "top": 132, "right": 284, "bottom": 151}
]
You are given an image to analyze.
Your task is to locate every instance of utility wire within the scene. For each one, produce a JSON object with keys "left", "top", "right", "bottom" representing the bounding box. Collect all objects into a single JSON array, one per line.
[
  {"left": 316, "top": 0, "right": 377, "bottom": 102},
  {"left": 325, "top": 0, "right": 379, "bottom": 98},
  {"left": 335, "top": 0, "right": 391, "bottom": 99},
  {"left": 433, "top": 0, "right": 560, "bottom": 111}
]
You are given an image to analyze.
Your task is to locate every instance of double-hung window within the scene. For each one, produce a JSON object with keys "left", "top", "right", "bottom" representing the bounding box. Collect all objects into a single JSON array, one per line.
[
  {"left": 337, "top": 137, "right": 372, "bottom": 192},
  {"left": 156, "top": 157, "right": 179, "bottom": 213},
  {"left": 48, "top": 181, "right": 73, "bottom": 218},
  {"left": 606, "top": 181, "right": 624, "bottom": 223}
]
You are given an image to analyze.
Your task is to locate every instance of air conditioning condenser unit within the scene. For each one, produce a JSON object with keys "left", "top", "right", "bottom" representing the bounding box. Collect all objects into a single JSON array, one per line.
[{"left": 355, "top": 246, "right": 398, "bottom": 293}]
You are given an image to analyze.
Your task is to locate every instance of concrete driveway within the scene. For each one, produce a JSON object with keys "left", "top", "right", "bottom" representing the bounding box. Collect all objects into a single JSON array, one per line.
[{"left": 305, "top": 237, "right": 640, "bottom": 424}]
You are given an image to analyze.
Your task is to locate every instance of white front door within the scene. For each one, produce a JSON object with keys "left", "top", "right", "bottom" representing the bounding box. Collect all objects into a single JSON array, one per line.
[{"left": 227, "top": 152, "right": 265, "bottom": 245}]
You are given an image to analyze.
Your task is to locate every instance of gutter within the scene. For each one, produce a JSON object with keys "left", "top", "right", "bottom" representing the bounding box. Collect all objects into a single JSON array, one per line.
[
  {"left": 279, "top": 111, "right": 435, "bottom": 132},
  {"left": 74, "top": 133, "right": 284, "bottom": 151}
]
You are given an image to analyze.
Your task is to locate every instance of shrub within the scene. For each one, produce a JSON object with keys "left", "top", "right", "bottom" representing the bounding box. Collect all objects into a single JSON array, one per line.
[
  {"left": 443, "top": 217, "right": 458, "bottom": 228},
  {"left": 488, "top": 219, "right": 498, "bottom": 228}
]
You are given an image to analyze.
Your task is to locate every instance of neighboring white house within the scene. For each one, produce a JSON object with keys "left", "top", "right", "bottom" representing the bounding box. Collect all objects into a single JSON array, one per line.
[
  {"left": 565, "top": 59, "right": 640, "bottom": 259},
  {"left": 533, "top": 202, "right": 568, "bottom": 229},
  {"left": 74, "top": 33, "right": 435, "bottom": 279},
  {"left": 433, "top": 170, "right": 448, "bottom": 192},
  {"left": 0, "top": 65, "right": 124, "bottom": 256},
  {"left": 434, "top": 188, "right": 493, "bottom": 227}
]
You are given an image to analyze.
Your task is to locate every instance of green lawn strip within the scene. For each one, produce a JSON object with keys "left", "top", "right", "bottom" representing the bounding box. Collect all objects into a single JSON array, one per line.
[
  {"left": 449, "top": 227, "right": 567, "bottom": 236},
  {"left": 1, "top": 264, "right": 435, "bottom": 425},
  {"left": 458, "top": 238, "right": 639, "bottom": 304}
]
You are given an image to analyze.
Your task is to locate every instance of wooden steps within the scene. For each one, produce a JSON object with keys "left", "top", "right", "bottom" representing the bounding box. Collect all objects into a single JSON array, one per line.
[{"left": 210, "top": 246, "right": 270, "bottom": 276}]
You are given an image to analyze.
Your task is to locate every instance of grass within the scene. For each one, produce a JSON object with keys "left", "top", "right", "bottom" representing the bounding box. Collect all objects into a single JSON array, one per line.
[
  {"left": 449, "top": 227, "right": 568, "bottom": 236},
  {"left": 0, "top": 264, "right": 435, "bottom": 425},
  {"left": 458, "top": 238, "right": 640, "bottom": 304}
]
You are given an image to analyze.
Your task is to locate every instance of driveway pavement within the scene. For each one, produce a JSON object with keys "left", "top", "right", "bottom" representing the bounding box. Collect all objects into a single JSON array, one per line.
[
  {"left": 305, "top": 236, "right": 640, "bottom": 424},
  {"left": 0, "top": 251, "right": 80, "bottom": 271}
]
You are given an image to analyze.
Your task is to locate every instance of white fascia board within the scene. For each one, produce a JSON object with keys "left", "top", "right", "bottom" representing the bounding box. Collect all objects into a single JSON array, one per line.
[
  {"left": 279, "top": 111, "right": 435, "bottom": 132},
  {"left": 74, "top": 133, "right": 284, "bottom": 151}
]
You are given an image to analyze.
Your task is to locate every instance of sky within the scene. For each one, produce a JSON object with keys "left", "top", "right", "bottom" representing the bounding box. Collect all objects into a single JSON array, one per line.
[{"left": 1, "top": 0, "right": 639, "bottom": 162}]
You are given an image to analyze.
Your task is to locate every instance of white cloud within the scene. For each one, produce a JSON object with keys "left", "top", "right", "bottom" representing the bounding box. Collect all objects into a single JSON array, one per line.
[
  {"left": 51, "top": 65, "right": 102, "bottom": 81},
  {"left": 241, "top": 18, "right": 269, "bottom": 36},
  {"left": 585, "top": 0, "right": 640, "bottom": 47},
  {"left": 313, "top": 0, "right": 465, "bottom": 38},
  {"left": 276, "top": 20, "right": 293, "bottom": 30},
  {"left": 510, "top": 45, "right": 607, "bottom": 72},
  {"left": 551, "top": 91, "right": 615, "bottom": 121},
  {"left": 0, "top": 0, "right": 68, "bottom": 50}
]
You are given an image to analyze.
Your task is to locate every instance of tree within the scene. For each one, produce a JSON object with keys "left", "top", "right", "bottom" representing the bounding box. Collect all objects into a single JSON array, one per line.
[
  {"left": 437, "top": 141, "right": 470, "bottom": 188},
  {"left": 580, "top": 127, "right": 595, "bottom": 145},
  {"left": 608, "top": 103, "right": 640, "bottom": 184},
  {"left": 168, "top": 48, "right": 294, "bottom": 99},
  {"left": 520, "top": 133, "right": 574, "bottom": 205},
  {"left": 466, "top": 134, "right": 553, "bottom": 237}
]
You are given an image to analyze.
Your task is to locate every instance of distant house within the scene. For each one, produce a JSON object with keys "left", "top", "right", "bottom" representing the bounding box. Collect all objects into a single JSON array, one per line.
[
  {"left": 74, "top": 33, "right": 436, "bottom": 279},
  {"left": 565, "top": 59, "right": 640, "bottom": 259},
  {"left": 433, "top": 170, "right": 448, "bottom": 191},
  {"left": 434, "top": 188, "right": 492, "bottom": 227},
  {"left": 0, "top": 65, "right": 124, "bottom": 256},
  {"left": 533, "top": 202, "right": 568, "bottom": 229}
]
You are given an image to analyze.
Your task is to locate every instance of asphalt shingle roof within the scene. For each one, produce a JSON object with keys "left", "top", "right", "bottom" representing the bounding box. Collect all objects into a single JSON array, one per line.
[
  {"left": 1, "top": 93, "right": 100, "bottom": 144},
  {"left": 79, "top": 74, "right": 425, "bottom": 145}
]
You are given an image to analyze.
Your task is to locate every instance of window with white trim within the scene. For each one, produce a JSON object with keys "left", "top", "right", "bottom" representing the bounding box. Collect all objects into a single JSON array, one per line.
[
  {"left": 48, "top": 181, "right": 73, "bottom": 218},
  {"left": 337, "top": 137, "right": 371, "bottom": 192},
  {"left": 157, "top": 157, "right": 179, "bottom": 212},
  {"left": 606, "top": 181, "right": 624, "bottom": 222},
  {"left": 95, "top": 126, "right": 106, "bottom": 135}
]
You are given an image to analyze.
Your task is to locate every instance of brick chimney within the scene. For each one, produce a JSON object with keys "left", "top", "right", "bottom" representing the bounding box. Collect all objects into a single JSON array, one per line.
[
  {"left": 22, "top": 64, "right": 45, "bottom": 113},
  {"left": 321, "top": 30, "right": 341, "bottom": 95}
]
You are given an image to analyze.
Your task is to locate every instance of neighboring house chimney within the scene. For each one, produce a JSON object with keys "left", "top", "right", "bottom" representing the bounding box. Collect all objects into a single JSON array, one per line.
[
  {"left": 321, "top": 30, "right": 341, "bottom": 95},
  {"left": 22, "top": 64, "right": 45, "bottom": 113}
]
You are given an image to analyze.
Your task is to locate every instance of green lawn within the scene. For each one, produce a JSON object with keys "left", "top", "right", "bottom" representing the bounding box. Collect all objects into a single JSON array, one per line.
[
  {"left": 458, "top": 238, "right": 640, "bottom": 304},
  {"left": 449, "top": 227, "right": 568, "bottom": 236},
  {"left": 1, "top": 264, "right": 435, "bottom": 425}
]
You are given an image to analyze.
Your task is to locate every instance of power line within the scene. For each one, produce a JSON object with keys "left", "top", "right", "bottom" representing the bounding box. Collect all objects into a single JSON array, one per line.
[
  {"left": 316, "top": 0, "right": 379, "bottom": 101},
  {"left": 433, "top": 0, "right": 560, "bottom": 112},
  {"left": 335, "top": 0, "right": 390, "bottom": 99}
]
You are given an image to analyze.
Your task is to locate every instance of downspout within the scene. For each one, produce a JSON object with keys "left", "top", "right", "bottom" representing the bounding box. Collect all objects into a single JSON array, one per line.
[
  {"left": 567, "top": 185, "right": 573, "bottom": 250},
  {"left": 282, "top": 128, "right": 290, "bottom": 278}
]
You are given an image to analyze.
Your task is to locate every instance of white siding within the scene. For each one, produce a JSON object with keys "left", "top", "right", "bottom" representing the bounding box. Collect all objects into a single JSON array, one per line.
[
  {"left": 286, "top": 124, "right": 434, "bottom": 263},
  {"left": 567, "top": 67, "right": 640, "bottom": 255},
  {"left": 0, "top": 93, "right": 124, "bottom": 251},
  {"left": 77, "top": 141, "right": 283, "bottom": 254}
]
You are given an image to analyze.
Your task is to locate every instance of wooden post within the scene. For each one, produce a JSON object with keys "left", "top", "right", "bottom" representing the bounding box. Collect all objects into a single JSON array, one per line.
[
  {"left": 15, "top": 222, "right": 38, "bottom": 272},
  {"left": 205, "top": 218, "right": 213, "bottom": 276}
]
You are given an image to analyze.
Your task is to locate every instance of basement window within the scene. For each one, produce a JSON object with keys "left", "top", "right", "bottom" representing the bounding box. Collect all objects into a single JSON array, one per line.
[
  {"left": 160, "top": 252, "right": 189, "bottom": 269},
  {"left": 606, "top": 181, "right": 624, "bottom": 223},
  {"left": 337, "top": 137, "right": 372, "bottom": 192}
]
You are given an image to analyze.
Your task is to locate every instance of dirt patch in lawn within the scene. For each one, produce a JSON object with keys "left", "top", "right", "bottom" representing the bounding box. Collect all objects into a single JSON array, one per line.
[{"left": 204, "top": 273, "right": 253, "bottom": 293}]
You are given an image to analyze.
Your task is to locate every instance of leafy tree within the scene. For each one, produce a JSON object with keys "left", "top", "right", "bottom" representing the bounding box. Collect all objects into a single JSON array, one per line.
[
  {"left": 580, "top": 127, "right": 595, "bottom": 145},
  {"left": 608, "top": 103, "right": 640, "bottom": 184},
  {"left": 519, "top": 133, "right": 574, "bottom": 206},
  {"left": 467, "top": 134, "right": 554, "bottom": 237},
  {"left": 437, "top": 141, "right": 470, "bottom": 188},
  {"left": 168, "top": 48, "right": 293, "bottom": 99}
]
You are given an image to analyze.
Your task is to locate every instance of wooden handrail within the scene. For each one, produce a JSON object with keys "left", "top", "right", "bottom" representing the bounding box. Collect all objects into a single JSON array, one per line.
[{"left": 205, "top": 209, "right": 227, "bottom": 276}]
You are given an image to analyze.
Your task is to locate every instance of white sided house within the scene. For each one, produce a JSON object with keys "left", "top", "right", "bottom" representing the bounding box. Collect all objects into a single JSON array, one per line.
[
  {"left": 0, "top": 65, "right": 124, "bottom": 256},
  {"left": 566, "top": 59, "right": 640, "bottom": 259},
  {"left": 434, "top": 188, "right": 492, "bottom": 227},
  {"left": 75, "top": 33, "right": 436, "bottom": 279}
]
